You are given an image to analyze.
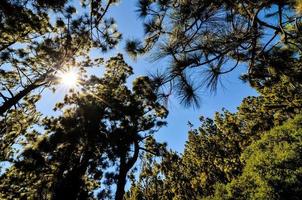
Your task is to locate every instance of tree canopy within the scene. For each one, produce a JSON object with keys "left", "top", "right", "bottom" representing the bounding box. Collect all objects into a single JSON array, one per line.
[
  {"left": 127, "top": 0, "right": 302, "bottom": 106},
  {"left": 0, "top": 0, "right": 302, "bottom": 200},
  {"left": 0, "top": 0, "right": 121, "bottom": 171},
  {"left": 0, "top": 0, "right": 121, "bottom": 115},
  {"left": 125, "top": 58, "right": 302, "bottom": 199},
  {"left": 210, "top": 114, "right": 302, "bottom": 200},
  {"left": 0, "top": 54, "right": 168, "bottom": 199}
]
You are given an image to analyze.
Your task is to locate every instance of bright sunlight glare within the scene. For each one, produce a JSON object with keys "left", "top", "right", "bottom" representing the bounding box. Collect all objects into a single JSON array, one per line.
[{"left": 57, "top": 68, "right": 79, "bottom": 88}]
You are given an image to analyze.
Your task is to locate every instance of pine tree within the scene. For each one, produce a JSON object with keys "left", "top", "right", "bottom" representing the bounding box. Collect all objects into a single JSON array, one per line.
[
  {"left": 0, "top": 0, "right": 121, "bottom": 116},
  {"left": 210, "top": 114, "right": 302, "bottom": 200},
  {"left": 126, "top": 54, "right": 302, "bottom": 199},
  {"left": 127, "top": 0, "right": 302, "bottom": 106},
  {"left": 0, "top": 54, "right": 168, "bottom": 200},
  {"left": 0, "top": 0, "right": 121, "bottom": 167}
]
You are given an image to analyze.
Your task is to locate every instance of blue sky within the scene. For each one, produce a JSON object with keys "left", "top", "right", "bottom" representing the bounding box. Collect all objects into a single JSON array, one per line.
[{"left": 37, "top": 0, "right": 258, "bottom": 153}]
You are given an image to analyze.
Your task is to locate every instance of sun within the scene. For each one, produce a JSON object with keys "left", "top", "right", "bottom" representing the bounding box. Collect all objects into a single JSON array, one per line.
[{"left": 57, "top": 68, "right": 79, "bottom": 88}]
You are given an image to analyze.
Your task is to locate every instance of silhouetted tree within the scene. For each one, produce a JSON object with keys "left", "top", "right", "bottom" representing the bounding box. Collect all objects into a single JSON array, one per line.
[
  {"left": 0, "top": 0, "right": 121, "bottom": 116},
  {"left": 0, "top": 0, "right": 121, "bottom": 167},
  {"left": 0, "top": 54, "right": 168, "bottom": 200}
]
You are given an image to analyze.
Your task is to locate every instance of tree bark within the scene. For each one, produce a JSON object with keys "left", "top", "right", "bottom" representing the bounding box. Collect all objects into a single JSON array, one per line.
[
  {"left": 115, "top": 141, "right": 139, "bottom": 200},
  {"left": 0, "top": 78, "right": 46, "bottom": 116},
  {"left": 115, "top": 156, "right": 128, "bottom": 200}
]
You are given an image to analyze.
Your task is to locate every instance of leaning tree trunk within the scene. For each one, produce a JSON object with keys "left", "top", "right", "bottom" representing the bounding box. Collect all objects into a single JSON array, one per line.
[
  {"left": 115, "top": 141, "right": 139, "bottom": 200},
  {"left": 0, "top": 77, "right": 46, "bottom": 116}
]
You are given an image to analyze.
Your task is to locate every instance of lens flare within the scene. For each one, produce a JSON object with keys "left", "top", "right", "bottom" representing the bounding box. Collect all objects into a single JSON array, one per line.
[{"left": 57, "top": 68, "right": 79, "bottom": 88}]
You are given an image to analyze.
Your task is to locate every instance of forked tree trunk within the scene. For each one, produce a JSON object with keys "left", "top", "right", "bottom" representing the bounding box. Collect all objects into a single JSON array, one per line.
[{"left": 115, "top": 141, "right": 139, "bottom": 200}]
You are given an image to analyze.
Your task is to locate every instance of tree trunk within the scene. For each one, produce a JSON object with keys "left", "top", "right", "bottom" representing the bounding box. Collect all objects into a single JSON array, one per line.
[
  {"left": 115, "top": 141, "right": 139, "bottom": 200},
  {"left": 115, "top": 157, "right": 128, "bottom": 200},
  {"left": 0, "top": 78, "right": 46, "bottom": 116}
]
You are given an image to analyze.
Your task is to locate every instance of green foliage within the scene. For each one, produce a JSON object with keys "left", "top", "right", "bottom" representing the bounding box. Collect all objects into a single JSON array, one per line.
[
  {"left": 128, "top": 0, "right": 302, "bottom": 106},
  {"left": 126, "top": 58, "right": 302, "bottom": 199},
  {"left": 127, "top": 110, "right": 302, "bottom": 200},
  {"left": 0, "top": 0, "right": 122, "bottom": 169},
  {"left": 0, "top": 0, "right": 122, "bottom": 115},
  {"left": 211, "top": 114, "right": 302, "bottom": 200},
  {"left": 1, "top": 1, "right": 302, "bottom": 200},
  {"left": 0, "top": 55, "right": 167, "bottom": 199}
]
